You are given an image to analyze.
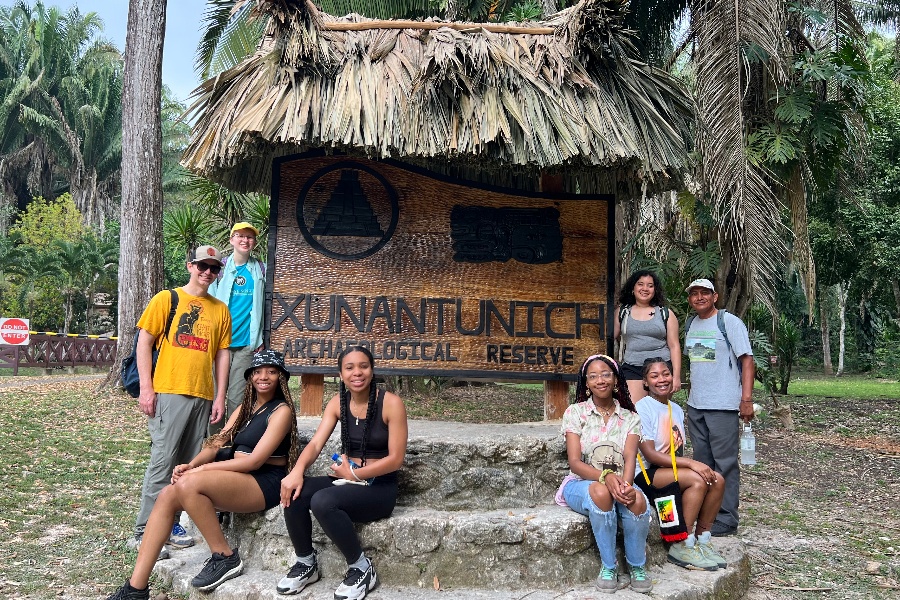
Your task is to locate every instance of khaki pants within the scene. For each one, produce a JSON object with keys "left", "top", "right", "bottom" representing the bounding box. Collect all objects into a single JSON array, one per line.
[{"left": 135, "top": 394, "right": 210, "bottom": 529}]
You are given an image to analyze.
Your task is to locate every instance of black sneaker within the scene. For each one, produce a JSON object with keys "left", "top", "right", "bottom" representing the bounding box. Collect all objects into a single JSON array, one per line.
[
  {"left": 106, "top": 581, "right": 149, "bottom": 600},
  {"left": 277, "top": 560, "right": 320, "bottom": 595},
  {"left": 190, "top": 548, "right": 244, "bottom": 592},
  {"left": 334, "top": 562, "right": 378, "bottom": 600}
]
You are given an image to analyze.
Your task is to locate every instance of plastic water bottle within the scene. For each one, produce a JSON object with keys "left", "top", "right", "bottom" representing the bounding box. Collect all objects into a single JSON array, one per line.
[
  {"left": 740, "top": 424, "right": 756, "bottom": 465},
  {"left": 331, "top": 453, "right": 360, "bottom": 469}
]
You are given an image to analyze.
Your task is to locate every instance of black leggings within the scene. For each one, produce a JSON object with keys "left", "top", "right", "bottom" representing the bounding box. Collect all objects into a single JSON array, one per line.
[{"left": 283, "top": 475, "right": 398, "bottom": 562}]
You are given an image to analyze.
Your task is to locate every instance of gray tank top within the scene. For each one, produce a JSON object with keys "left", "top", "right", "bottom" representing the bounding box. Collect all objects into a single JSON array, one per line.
[{"left": 623, "top": 310, "right": 670, "bottom": 365}]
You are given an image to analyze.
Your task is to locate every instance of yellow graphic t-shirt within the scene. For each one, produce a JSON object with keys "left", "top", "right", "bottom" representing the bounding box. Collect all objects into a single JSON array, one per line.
[{"left": 137, "top": 288, "right": 232, "bottom": 400}]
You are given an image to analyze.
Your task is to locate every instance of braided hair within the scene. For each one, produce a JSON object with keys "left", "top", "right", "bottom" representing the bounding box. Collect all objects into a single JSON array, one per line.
[
  {"left": 203, "top": 370, "right": 302, "bottom": 472},
  {"left": 574, "top": 354, "right": 636, "bottom": 412},
  {"left": 337, "top": 345, "right": 377, "bottom": 467}
]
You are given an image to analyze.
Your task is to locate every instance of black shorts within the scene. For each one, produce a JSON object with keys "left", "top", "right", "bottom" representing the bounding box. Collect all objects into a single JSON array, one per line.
[
  {"left": 251, "top": 464, "right": 287, "bottom": 510},
  {"left": 621, "top": 362, "right": 644, "bottom": 381},
  {"left": 634, "top": 464, "right": 661, "bottom": 495}
]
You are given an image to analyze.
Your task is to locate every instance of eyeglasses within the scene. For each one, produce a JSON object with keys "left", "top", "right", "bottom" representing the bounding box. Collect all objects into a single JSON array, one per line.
[
  {"left": 586, "top": 372, "right": 615, "bottom": 382},
  {"left": 192, "top": 262, "right": 221, "bottom": 275},
  {"left": 232, "top": 234, "right": 256, "bottom": 241}
]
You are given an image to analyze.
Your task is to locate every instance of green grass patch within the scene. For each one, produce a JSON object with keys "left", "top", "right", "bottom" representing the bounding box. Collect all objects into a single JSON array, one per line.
[{"left": 786, "top": 375, "right": 900, "bottom": 398}]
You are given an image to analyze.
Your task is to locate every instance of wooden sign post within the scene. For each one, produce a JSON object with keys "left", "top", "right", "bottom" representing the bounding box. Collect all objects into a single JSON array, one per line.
[{"left": 265, "top": 154, "right": 615, "bottom": 417}]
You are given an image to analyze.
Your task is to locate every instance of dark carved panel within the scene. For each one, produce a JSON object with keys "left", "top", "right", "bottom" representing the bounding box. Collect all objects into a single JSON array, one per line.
[{"left": 450, "top": 206, "right": 562, "bottom": 264}]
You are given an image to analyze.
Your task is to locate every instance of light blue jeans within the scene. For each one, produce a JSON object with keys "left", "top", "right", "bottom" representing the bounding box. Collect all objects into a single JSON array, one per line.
[{"left": 562, "top": 478, "right": 652, "bottom": 570}]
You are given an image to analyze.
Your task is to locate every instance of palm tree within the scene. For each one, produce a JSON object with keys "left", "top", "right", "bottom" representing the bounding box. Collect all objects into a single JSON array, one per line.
[
  {"left": 15, "top": 246, "right": 62, "bottom": 326},
  {"left": 0, "top": 231, "right": 28, "bottom": 310},
  {"left": 51, "top": 239, "right": 86, "bottom": 334},
  {"left": 0, "top": 1, "right": 124, "bottom": 230},
  {"left": 78, "top": 232, "right": 118, "bottom": 334}
]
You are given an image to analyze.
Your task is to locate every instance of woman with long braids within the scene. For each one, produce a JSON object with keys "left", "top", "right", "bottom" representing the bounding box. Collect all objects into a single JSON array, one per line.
[
  {"left": 555, "top": 354, "right": 653, "bottom": 595},
  {"left": 106, "top": 350, "right": 301, "bottom": 600},
  {"left": 278, "top": 346, "right": 408, "bottom": 600}
]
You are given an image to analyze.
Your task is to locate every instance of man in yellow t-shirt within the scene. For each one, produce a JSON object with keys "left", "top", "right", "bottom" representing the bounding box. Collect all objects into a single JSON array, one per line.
[{"left": 130, "top": 245, "right": 232, "bottom": 556}]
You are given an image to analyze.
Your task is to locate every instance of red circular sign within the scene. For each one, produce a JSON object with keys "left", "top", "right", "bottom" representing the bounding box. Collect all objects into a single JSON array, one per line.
[{"left": 0, "top": 318, "right": 29, "bottom": 344}]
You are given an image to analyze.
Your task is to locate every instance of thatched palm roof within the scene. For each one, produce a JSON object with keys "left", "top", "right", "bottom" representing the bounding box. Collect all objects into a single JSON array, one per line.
[{"left": 182, "top": 0, "right": 693, "bottom": 195}]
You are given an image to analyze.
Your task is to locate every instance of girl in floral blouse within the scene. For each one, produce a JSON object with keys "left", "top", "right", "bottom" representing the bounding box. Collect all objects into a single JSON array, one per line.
[{"left": 556, "top": 354, "right": 653, "bottom": 594}]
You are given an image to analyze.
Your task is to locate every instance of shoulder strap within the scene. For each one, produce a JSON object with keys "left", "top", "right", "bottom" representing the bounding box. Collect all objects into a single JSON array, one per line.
[
  {"left": 163, "top": 289, "right": 179, "bottom": 341},
  {"left": 660, "top": 306, "right": 669, "bottom": 325},
  {"left": 667, "top": 401, "right": 678, "bottom": 481},
  {"left": 717, "top": 310, "right": 741, "bottom": 376},
  {"left": 617, "top": 305, "right": 631, "bottom": 362},
  {"left": 685, "top": 313, "right": 696, "bottom": 334}
]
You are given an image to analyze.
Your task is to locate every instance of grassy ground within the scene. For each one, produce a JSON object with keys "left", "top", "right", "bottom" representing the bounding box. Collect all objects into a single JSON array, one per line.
[{"left": 0, "top": 373, "right": 897, "bottom": 599}]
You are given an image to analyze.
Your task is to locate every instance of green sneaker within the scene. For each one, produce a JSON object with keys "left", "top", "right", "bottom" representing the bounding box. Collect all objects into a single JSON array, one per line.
[
  {"left": 698, "top": 540, "right": 728, "bottom": 568},
  {"left": 629, "top": 565, "right": 653, "bottom": 594},
  {"left": 594, "top": 565, "right": 618, "bottom": 594},
  {"left": 667, "top": 541, "right": 719, "bottom": 571}
]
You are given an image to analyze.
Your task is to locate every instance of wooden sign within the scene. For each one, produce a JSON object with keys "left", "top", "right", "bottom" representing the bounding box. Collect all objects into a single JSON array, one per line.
[{"left": 266, "top": 154, "right": 614, "bottom": 381}]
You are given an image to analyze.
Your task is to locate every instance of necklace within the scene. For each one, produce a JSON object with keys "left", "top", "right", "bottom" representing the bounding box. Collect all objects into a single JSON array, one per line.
[
  {"left": 350, "top": 400, "right": 367, "bottom": 425},
  {"left": 593, "top": 400, "right": 615, "bottom": 418}
]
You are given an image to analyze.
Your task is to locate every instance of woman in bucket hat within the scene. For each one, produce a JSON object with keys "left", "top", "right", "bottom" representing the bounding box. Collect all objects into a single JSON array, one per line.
[{"left": 106, "top": 350, "right": 301, "bottom": 599}]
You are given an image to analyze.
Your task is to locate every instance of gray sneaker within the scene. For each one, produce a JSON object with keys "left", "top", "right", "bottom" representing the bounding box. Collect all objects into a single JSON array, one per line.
[
  {"left": 594, "top": 565, "right": 618, "bottom": 594},
  {"left": 667, "top": 541, "right": 718, "bottom": 571},
  {"left": 168, "top": 522, "right": 194, "bottom": 548},
  {"left": 127, "top": 530, "right": 169, "bottom": 561},
  {"left": 629, "top": 565, "right": 653, "bottom": 594},
  {"left": 698, "top": 540, "right": 728, "bottom": 568}
]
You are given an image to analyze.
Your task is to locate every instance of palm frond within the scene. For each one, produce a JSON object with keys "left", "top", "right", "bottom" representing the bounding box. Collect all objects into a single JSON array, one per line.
[
  {"left": 182, "top": 0, "right": 693, "bottom": 196},
  {"left": 691, "top": 0, "right": 788, "bottom": 310}
]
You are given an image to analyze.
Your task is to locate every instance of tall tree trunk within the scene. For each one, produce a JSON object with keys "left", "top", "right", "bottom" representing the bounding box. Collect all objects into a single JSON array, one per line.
[
  {"left": 836, "top": 282, "right": 848, "bottom": 377},
  {"left": 819, "top": 290, "right": 833, "bottom": 375},
  {"left": 892, "top": 279, "right": 900, "bottom": 319},
  {"left": 105, "top": 0, "right": 167, "bottom": 388}
]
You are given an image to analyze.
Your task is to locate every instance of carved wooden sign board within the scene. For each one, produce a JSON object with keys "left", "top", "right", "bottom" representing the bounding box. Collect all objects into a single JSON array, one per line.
[{"left": 266, "top": 154, "right": 614, "bottom": 381}]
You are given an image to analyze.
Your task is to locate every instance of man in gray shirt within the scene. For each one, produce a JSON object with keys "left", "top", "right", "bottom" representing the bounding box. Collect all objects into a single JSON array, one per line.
[{"left": 683, "top": 278, "right": 755, "bottom": 536}]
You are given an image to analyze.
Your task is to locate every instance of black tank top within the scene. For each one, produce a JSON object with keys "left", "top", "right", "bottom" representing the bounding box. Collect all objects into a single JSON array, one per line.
[
  {"left": 346, "top": 389, "right": 390, "bottom": 459},
  {"left": 233, "top": 397, "right": 291, "bottom": 458}
]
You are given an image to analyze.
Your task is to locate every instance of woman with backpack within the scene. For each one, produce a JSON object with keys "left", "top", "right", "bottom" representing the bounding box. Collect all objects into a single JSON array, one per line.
[{"left": 613, "top": 270, "right": 682, "bottom": 403}]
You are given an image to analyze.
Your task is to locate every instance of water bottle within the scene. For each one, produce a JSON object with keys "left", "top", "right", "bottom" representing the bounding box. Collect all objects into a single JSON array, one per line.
[
  {"left": 740, "top": 424, "right": 756, "bottom": 465},
  {"left": 331, "top": 453, "right": 361, "bottom": 469}
]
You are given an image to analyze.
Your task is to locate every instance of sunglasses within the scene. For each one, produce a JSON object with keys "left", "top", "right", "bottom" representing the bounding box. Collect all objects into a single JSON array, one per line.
[{"left": 192, "top": 262, "right": 221, "bottom": 275}]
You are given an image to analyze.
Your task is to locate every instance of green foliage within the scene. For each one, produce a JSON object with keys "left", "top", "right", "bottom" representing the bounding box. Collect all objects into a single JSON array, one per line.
[
  {"left": 0, "top": 2, "right": 123, "bottom": 223},
  {"left": 504, "top": 0, "right": 543, "bottom": 21},
  {"left": 10, "top": 193, "right": 84, "bottom": 248}
]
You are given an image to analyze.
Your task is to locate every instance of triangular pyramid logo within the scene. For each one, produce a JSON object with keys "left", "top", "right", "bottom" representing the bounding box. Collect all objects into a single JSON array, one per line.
[{"left": 309, "top": 170, "right": 383, "bottom": 237}]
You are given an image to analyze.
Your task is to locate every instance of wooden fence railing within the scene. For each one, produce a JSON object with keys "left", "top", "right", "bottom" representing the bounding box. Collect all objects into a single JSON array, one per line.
[{"left": 0, "top": 335, "right": 117, "bottom": 375}]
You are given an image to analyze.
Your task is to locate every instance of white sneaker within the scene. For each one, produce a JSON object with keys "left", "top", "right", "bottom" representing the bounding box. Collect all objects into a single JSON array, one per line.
[
  {"left": 334, "top": 562, "right": 377, "bottom": 600},
  {"left": 276, "top": 560, "right": 320, "bottom": 595}
]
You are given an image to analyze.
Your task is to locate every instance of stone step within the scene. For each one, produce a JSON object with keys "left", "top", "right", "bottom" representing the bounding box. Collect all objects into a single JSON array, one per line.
[
  {"left": 299, "top": 418, "right": 568, "bottom": 510},
  {"left": 155, "top": 537, "right": 749, "bottom": 600},
  {"left": 188, "top": 504, "right": 687, "bottom": 589}
]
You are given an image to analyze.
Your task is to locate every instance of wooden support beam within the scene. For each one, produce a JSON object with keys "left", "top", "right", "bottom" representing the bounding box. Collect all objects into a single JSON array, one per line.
[
  {"left": 300, "top": 373, "right": 324, "bottom": 416},
  {"left": 324, "top": 20, "right": 555, "bottom": 35},
  {"left": 540, "top": 171, "right": 569, "bottom": 420},
  {"left": 544, "top": 380, "right": 570, "bottom": 420}
]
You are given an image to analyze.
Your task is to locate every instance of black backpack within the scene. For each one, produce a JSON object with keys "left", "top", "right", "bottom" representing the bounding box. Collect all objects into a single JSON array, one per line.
[{"left": 121, "top": 289, "right": 179, "bottom": 397}]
